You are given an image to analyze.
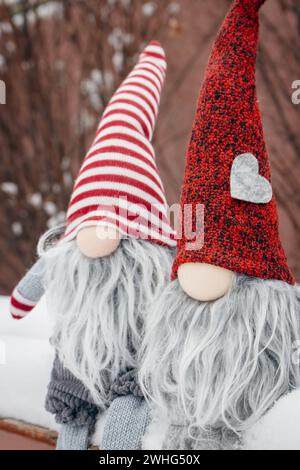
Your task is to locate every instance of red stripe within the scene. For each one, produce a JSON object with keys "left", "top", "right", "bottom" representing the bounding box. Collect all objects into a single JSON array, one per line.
[
  {"left": 79, "top": 159, "right": 164, "bottom": 192},
  {"left": 93, "top": 132, "right": 155, "bottom": 159},
  {"left": 98, "top": 120, "right": 138, "bottom": 135},
  {"left": 136, "top": 63, "right": 164, "bottom": 84},
  {"left": 67, "top": 189, "right": 168, "bottom": 223},
  {"left": 99, "top": 109, "right": 150, "bottom": 139},
  {"left": 11, "top": 295, "right": 34, "bottom": 312},
  {"left": 66, "top": 213, "right": 173, "bottom": 244},
  {"left": 83, "top": 146, "right": 157, "bottom": 173},
  {"left": 95, "top": 121, "right": 155, "bottom": 157},
  {"left": 125, "top": 73, "right": 160, "bottom": 95},
  {"left": 12, "top": 315, "right": 23, "bottom": 320},
  {"left": 106, "top": 98, "right": 154, "bottom": 130},
  {"left": 114, "top": 89, "right": 157, "bottom": 121},
  {"left": 65, "top": 211, "right": 175, "bottom": 240},
  {"left": 138, "top": 59, "right": 166, "bottom": 77},
  {"left": 142, "top": 51, "right": 166, "bottom": 61},
  {"left": 121, "top": 80, "right": 159, "bottom": 104},
  {"left": 73, "top": 174, "right": 165, "bottom": 205}
]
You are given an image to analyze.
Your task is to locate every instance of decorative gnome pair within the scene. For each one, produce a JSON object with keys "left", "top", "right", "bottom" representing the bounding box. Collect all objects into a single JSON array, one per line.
[
  {"left": 139, "top": 0, "right": 300, "bottom": 450},
  {"left": 9, "top": 42, "right": 176, "bottom": 450}
]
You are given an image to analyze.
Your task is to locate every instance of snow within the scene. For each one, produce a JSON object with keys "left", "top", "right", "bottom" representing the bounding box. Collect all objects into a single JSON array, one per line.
[
  {"left": 112, "top": 51, "right": 124, "bottom": 73},
  {"left": 44, "top": 201, "right": 57, "bottom": 216},
  {"left": 47, "top": 212, "right": 66, "bottom": 229},
  {"left": 1, "top": 295, "right": 299, "bottom": 449},
  {"left": 142, "top": 2, "right": 156, "bottom": 17},
  {"left": 11, "top": 222, "right": 23, "bottom": 236},
  {"left": 6, "top": 0, "right": 63, "bottom": 27},
  {"left": 244, "top": 390, "right": 300, "bottom": 450},
  {"left": 0, "top": 296, "right": 58, "bottom": 431},
  {"left": 81, "top": 74, "right": 103, "bottom": 111},
  {"left": 28, "top": 192, "right": 43, "bottom": 209},
  {"left": 1, "top": 182, "right": 18, "bottom": 196},
  {"left": 168, "top": 2, "right": 180, "bottom": 15},
  {"left": 142, "top": 413, "right": 168, "bottom": 450},
  {"left": 142, "top": 397, "right": 300, "bottom": 450},
  {"left": 0, "top": 296, "right": 106, "bottom": 446}
]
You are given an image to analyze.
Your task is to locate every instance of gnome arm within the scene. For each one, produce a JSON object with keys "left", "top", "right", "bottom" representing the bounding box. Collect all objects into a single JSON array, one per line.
[
  {"left": 9, "top": 257, "right": 46, "bottom": 320},
  {"left": 45, "top": 354, "right": 99, "bottom": 441}
]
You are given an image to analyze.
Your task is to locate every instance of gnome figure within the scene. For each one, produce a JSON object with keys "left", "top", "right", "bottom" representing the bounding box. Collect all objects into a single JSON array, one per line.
[
  {"left": 139, "top": 1, "right": 300, "bottom": 450},
  {"left": 10, "top": 42, "right": 176, "bottom": 450}
]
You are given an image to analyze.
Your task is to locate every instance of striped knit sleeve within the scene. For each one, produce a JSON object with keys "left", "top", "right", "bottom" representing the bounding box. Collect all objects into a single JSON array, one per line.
[{"left": 10, "top": 257, "right": 46, "bottom": 320}]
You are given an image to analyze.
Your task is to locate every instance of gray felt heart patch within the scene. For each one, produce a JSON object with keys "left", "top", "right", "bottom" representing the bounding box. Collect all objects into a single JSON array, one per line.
[{"left": 230, "top": 153, "right": 273, "bottom": 204}]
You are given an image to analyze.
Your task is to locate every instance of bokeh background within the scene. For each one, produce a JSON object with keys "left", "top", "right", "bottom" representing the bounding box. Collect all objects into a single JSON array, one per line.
[{"left": 0, "top": 0, "right": 299, "bottom": 293}]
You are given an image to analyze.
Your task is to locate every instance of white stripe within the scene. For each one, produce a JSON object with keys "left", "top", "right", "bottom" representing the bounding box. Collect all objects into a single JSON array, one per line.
[
  {"left": 143, "top": 44, "right": 166, "bottom": 58},
  {"left": 66, "top": 213, "right": 175, "bottom": 246},
  {"left": 66, "top": 198, "right": 173, "bottom": 235},
  {"left": 109, "top": 92, "right": 155, "bottom": 129},
  {"left": 122, "top": 76, "right": 160, "bottom": 102},
  {"left": 64, "top": 217, "right": 175, "bottom": 247},
  {"left": 131, "top": 67, "right": 163, "bottom": 91},
  {"left": 115, "top": 84, "right": 159, "bottom": 113},
  {"left": 13, "top": 289, "right": 37, "bottom": 307},
  {"left": 139, "top": 55, "right": 166, "bottom": 74},
  {"left": 127, "top": 70, "right": 162, "bottom": 93},
  {"left": 10, "top": 304, "right": 29, "bottom": 318},
  {"left": 77, "top": 166, "right": 166, "bottom": 204},
  {"left": 101, "top": 102, "right": 152, "bottom": 138},
  {"left": 80, "top": 153, "right": 164, "bottom": 190},
  {"left": 69, "top": 208, "right": 169, "bottom": 235},
  {"left": 135, "top": 61, "right": 165, "bottom": 82},
  {"left": 98, "top": 113, "right": 144, "bottom": 136},
  {"left": 86, "top": 139, "right": 155, "bottom": 166},
  {"left": 93, "top": 125, "right": 154, "bottom": 157},
  {"left": 69, "top": 182, "right": 165, "bottom": 213},
  {"left": 140, "top": 57, "right": 166, "bottom": 72}
]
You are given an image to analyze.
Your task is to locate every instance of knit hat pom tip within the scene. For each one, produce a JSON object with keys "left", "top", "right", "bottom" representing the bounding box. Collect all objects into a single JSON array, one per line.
[
  {"left": 140, "top": 41, "right": 166, "bottom": 68},
  {"left": 236, "top": 0, "right": 267, "bottom": 12}
]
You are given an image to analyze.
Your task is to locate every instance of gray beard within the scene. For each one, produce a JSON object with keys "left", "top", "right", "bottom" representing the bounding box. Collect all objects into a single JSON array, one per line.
[
  {"left": 139, "top": 275, "right": 300, "bottom": 448},
  {"left": 41, "top": 236, "right": 174, "bottom": 408}
]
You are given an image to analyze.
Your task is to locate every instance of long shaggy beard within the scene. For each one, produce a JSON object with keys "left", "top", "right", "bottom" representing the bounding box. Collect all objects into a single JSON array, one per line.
[
  {"left": 41, "top": 235, "right": 174, "bottom": 408},
  {"left": 139, "top": 276, "right": 300, "bottom": 448}
]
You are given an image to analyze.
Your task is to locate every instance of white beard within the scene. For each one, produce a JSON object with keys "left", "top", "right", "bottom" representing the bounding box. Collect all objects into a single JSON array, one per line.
[
  {"left": 139, "top": 275, "right": 300, "bottom": 449},
  {"left": 40, "top": 235, "right": 174, "bottom": 408}
]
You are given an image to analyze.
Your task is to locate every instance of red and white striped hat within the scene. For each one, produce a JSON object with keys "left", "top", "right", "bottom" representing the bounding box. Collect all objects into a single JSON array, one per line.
[{"left": 64, "top": 41, "right": 176, "bottom": 247}]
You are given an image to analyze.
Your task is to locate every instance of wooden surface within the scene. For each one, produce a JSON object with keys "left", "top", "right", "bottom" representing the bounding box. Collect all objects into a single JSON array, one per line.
[
  {"left": 0, "top": 430, "right": 54, "bottom": 450},
  {"left": 0, "top": 419, "right": 57, "bottom": 450},
  {"left": 0, "top": 419, "right": 99, "bottom": 450}
]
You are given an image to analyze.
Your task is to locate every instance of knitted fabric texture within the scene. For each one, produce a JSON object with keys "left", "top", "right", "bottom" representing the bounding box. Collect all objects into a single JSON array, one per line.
[
  {"left": 64, "top": 41, "right": 175, "bottom": 247},
  {"left": 172, "top": 0, "right": 294, "bottom": 284},
  {"left": 45, "top": 354, "right": 99, "bottom": 429},
  {"left": 10, "top": 258, "right": 45, "bottom": 319},
  {"left": 101, "top": 395, "right": 149, "bottom": 450},
  {"left": 110, "top": 369, "right": 143, "bottom": 400},
  {"left": 56, "top": 423, "right": 90, "bottom": 451}
]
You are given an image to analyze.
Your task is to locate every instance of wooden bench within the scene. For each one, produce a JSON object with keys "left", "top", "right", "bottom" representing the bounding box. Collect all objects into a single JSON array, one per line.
[{"left": 0, "top": 419, "right": 57, "bottom": 450}]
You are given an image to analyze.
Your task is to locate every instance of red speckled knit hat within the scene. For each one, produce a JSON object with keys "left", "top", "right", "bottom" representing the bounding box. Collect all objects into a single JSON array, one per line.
[{"left": 172, "top": 0, "right": 294, "bottom": 284}]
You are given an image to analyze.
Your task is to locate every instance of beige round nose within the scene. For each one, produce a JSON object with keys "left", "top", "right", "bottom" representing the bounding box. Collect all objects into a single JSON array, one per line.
[
  {"left": 178, "top": 263, "right": 234, "bottom": 302},
  {"left": 76, "top": 226, "right": 121, "bottom": 259}
]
